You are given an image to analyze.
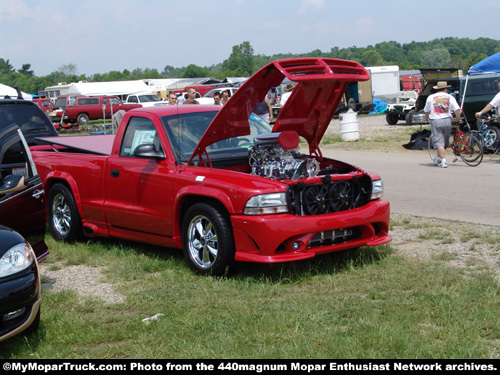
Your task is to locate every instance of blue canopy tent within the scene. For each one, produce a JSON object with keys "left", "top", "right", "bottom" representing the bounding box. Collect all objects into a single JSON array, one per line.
[
  {"left": 462, "top": 52, "right": 500, "bottom": 111},
  {"left": 469, "top": 52, "right": 500, "bottom": 75}
]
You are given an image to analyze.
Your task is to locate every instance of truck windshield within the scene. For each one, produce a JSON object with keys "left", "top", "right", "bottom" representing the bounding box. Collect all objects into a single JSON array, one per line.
[
  {"left": 139, "top": 95, "right": 161, "bottom": 102},
  {"left": 160, "top": 111, "right": 272, "bottom": 163}
]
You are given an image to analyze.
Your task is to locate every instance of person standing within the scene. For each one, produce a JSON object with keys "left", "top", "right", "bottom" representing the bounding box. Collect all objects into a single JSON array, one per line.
[
  {"left": 280, "top": 83, "right": 294, "bottom": 106},
  {"left": 253, "top": 96, "right": 273, "bottom": 123},
  {"left": 183, "top": 88, "right": 199, "bottom": 105},
  {"left": 475, "top": 78, "right": 500, "bottom": 118},
  {"left": 213, "top": 91, "right": 222, "bottom": 106},
  {"left": 166, "top": 93, "right": 177, "bottom": 105},
  {"left": 221, "top": 90, "right": 230, "bottom": 105},
  {"left": 424, "top": 81, "right": 462, "bottom": 168}
]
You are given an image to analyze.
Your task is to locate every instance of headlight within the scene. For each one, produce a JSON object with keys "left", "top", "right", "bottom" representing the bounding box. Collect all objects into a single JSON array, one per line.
[
  {"left": 371, "top": 180, "right": 384, "bottom": 200},
  {"left": 244, "top": 192, "right": 288, "bottom": 215},
  {"left": 0, "top": 243, "right": 34, "bottom": 277}
]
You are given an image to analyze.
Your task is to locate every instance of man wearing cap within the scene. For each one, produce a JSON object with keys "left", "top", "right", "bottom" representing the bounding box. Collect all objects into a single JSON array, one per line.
[
  {"left": 424, "top": 81, "right": 462, "bottom": 168},
  {"left": 475, "top": 78, "right": 500, "bottom": 119}
]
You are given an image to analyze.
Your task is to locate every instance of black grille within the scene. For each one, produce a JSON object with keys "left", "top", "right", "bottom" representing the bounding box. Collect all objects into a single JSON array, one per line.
[{"left": 287, "top": 175, "right": 372, "bottom": 216}]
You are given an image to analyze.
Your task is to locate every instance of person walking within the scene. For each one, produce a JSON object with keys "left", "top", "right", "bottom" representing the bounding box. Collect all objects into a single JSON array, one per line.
[{"left": 424, "top": 81, "right": 462, "bottom": 168}]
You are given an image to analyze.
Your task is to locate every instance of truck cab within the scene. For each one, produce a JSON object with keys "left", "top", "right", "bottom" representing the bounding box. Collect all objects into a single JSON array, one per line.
[{"left": 125, "top": 94, "right": 163, "bottom": 107}]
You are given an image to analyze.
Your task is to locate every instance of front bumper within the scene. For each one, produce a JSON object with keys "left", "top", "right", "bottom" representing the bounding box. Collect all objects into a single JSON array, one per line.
[
  {"left": 231, "top": 199, "right": 391, "bottom": 263},
  {"left": 0, "top": 261, "right": 41, "bottom": 342}
]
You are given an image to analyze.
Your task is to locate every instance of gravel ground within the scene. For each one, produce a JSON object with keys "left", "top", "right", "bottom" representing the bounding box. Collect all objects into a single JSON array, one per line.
[{"left": 39, "top": 114, "right": 499, "bottom": 304}]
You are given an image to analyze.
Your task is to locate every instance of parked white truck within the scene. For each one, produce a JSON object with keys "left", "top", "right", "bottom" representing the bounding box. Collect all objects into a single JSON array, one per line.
[{"left": 124, "top": 93, "right": 163, "bottom": 107}]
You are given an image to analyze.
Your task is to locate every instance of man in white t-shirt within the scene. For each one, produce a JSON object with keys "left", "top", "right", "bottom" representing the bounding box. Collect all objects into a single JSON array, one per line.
[
  {"left": 475, "top": 79, "right": 500, "bottom": 118},
  {"left": 424, "top": 81, "right": 462, "bottom": 168}
]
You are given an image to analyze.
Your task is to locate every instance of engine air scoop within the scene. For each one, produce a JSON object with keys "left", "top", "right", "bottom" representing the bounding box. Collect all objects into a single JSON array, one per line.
[{"left": 254, "top": 130, "right": 300, "bottom": 150}]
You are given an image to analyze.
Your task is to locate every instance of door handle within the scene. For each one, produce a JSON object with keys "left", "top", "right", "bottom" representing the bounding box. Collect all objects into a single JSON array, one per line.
[
  {"left": 33, "top": 189, "right": 44, "bottom": 199},
  {"left": 110, "top": 169, "right": 120, "bottom": 178}
]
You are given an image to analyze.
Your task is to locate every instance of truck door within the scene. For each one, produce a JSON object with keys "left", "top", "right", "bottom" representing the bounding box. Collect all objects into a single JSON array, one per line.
[
  {"left": 0, "top": 125, "right": 47, "bottom": 259},
  {"left": 104, "top": 115, "right": 175, "bottom": 237}
]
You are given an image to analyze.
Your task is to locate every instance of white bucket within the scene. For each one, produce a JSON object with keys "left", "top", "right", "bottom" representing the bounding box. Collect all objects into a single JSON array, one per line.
[{"left": 339, "top": 110, "right": 359, "bottom": 141}]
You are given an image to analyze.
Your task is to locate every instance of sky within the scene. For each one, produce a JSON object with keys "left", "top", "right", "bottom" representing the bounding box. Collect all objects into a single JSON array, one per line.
[{"left": 1, "top": 0, "right": 500, "bottom": 77}]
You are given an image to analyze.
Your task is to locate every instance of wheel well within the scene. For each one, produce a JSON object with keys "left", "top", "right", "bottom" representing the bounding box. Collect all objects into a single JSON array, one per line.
[
  {"left": 179, "top": 196, "right": 230, "bottom": 224},
  {"left": 45, "top": 178, "right": 71, "bottom": 193}
]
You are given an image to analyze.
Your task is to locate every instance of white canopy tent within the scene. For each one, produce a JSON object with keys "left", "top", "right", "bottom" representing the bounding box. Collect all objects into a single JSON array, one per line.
[
  {"left": 0, "top": 83, "right": 32, "bottom": 100},
  {"left": 45, "top": 80, "right": 152, "bottom": 101}
]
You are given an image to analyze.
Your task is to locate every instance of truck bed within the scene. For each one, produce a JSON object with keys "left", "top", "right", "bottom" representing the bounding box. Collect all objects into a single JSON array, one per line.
[{"left": 38, "top": 135, "right": 115, "bottom": 155}]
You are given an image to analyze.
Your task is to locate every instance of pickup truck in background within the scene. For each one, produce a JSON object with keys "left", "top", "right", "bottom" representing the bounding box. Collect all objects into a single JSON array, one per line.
[
  {"left": 124, "top": 93, "right": 163, "bottom": 107},
  {"left": 50, "top": 95, "right": 141, "bottom": 126},
  {"left": 32, "top": 58, "right": 391, "bottom": 276}
]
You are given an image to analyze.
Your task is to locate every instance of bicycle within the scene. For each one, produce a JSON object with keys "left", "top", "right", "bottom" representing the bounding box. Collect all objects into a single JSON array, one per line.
[
  {"left": 474, "top": 114, "right": 500, "bottom": 153},
  {"left": 428, "top": 121, "right": 484, "bottom": 167}
]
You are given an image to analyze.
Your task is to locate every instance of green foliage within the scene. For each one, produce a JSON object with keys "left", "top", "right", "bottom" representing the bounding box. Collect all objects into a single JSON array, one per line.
[
  {"left": 182, "top": 64, "right": 210, "bottom": 78},
  {"left": 1, "top": 37, "right": 499, "bottom": 95}
]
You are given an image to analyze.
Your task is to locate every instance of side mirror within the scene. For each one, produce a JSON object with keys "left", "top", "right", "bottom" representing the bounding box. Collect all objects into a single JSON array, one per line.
[
  {"left": 0, "top": 175, "right": 26, "bottom": 194},
  {"left": 133, "top": 144, "right": 165, "bottom": 160}
]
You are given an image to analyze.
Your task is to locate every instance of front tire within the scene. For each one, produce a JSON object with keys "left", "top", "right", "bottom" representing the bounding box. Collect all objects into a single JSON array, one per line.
[
  {"left": 181, "top": 203, "right": 235, "bottom": 276},
  {"left": 458, "top": 133, "right": 483, "bottom": 166},
  {"left": 47, "top": 183, "right": 83, "bottom": 242},
  {"left": 386, "top": 113, "right": 399, "bottom": 125}
]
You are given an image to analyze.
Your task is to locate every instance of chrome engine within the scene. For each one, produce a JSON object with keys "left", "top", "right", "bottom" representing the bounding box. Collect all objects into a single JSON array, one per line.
[
  {"left": 249, "top": 131, "right": 373, "bottom": 216},
  {"left": 249, "top": 132, "right": 319, "bottom": 180}
]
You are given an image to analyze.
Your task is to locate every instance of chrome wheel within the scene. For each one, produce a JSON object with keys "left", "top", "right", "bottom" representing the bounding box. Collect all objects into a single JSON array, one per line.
[
  {"left": 186, "top": 214, "right": 218, "bottom": 269},
  {"left": 48, "top": 183, "right": 82, "bottom": 242},
  {"left": 51, "top": 193, "right": 71, "bottom": 237},
  {"left": 182, "top": 203, "right": 235, "bottom": 276}
]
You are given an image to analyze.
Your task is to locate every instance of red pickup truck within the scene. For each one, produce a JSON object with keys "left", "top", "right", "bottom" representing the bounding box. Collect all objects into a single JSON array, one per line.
[
  {"left": 50, "top": 95, "right": 141, "bottom": 126},
  {"left": 32, "top": 58, "right": 391, "bottom": 275}
]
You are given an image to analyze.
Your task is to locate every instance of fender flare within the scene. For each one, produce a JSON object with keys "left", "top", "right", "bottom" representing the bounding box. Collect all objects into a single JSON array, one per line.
[
  {"left": 172, "top": 185, "right": 236, "bottom": 241},
  {"left": 43, "top": 171, "right": 86, "bottom": 221}
]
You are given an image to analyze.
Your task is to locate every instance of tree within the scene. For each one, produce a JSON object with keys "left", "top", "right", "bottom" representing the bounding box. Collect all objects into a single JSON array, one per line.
[
  {"left": 182, "top": 64, "right": 209, "bottom": 78},
  {"left": 0, "top": 58, "right": 15, "bottom": 74},
  {"left": 162, "top": 65, "right": 175, "bottom": 75},
  {"left": 57, "top": 63, "right": 78, "bottom": 77},
  {"left": 18, "top": 63, "right": 34, "bottom": 76},
  {"left": 361, "top": 50, "right": 383, "bottom": 66},
  {"left": 420, "top": 48, "right": 451, "bottom": 68},
  {"left": 222, "top": 41, "right": 255, "bottom": 76}
]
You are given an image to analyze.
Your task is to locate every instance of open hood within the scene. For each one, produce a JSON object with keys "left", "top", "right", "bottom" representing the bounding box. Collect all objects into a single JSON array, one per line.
[{"left": 189, "top": 58, "right": 369, "bottom": 164}]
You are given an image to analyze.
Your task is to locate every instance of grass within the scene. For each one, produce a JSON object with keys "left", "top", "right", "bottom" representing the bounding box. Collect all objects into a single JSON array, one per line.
[
  {"left": 1, "top": 226, "right": 499, "bottom": 359},
  {"left": 2, "top": 118, "right": 498, "bottom": 359}
]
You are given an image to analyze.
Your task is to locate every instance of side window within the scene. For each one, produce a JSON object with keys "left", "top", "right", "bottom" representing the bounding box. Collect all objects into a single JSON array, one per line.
[
  {"left": 119, "top": 117, "right": 161, "bottom": 157},
  {"left": 128, "top": 96, "right": 138, "bottom": 103},
  {"left": 0, "top": 128, "right": 34, "bottom": 202},
  {"left": 469, "top": 80, "right": 498, "bottom": 95}
]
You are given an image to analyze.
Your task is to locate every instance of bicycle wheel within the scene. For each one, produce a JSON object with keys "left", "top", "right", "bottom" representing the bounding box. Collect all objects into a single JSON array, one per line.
[{"left": 458, "top": 132, "right": 483, "bottom": 166}]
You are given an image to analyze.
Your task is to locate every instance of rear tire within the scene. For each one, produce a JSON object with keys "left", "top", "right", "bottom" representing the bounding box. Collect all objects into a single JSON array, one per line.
[
  {"left": 77, "top": 113, "right": 89, "bottom": 126},
  {"left": 181, "top": 203, "right": 235, "bottom": 276},
  {"left": 47, "top": 183, "right": 83, "bottom": 242}
]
